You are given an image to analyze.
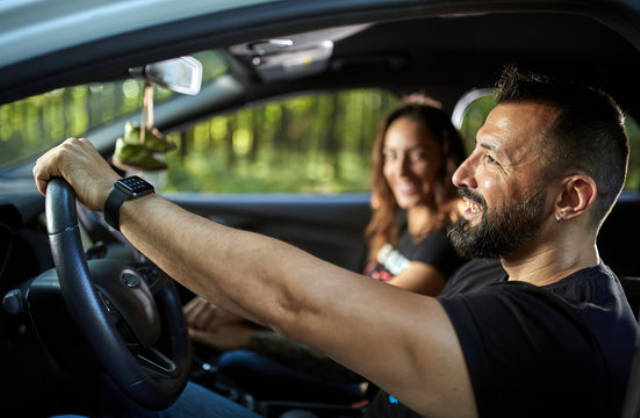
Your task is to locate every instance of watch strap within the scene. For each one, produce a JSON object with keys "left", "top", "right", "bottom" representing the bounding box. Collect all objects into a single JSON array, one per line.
[
  {"left": 104, "top": 186, "right": 130, "bottom": 231},
  {"left": 103, "top": 176, "right": 154, "bottom": 231}
]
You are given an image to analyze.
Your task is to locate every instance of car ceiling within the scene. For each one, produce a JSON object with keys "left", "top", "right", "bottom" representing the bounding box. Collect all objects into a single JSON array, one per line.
[
  {"left": 1, "top": 0, "right": 640, "bottom": 120},
  {"left": 226, "top": 11, "right": 640, "bottom": 115}
]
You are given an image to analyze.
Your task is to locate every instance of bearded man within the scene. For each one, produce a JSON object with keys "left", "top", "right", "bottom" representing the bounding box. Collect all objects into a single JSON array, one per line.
[{"left": 35, "top": 66, "right": 637, "bottom": 418}]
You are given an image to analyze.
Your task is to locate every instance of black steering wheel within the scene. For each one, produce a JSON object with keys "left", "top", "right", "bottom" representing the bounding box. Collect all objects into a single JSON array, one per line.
[{"left": 45, "top": 178, "right": 190, "bottom": 410}]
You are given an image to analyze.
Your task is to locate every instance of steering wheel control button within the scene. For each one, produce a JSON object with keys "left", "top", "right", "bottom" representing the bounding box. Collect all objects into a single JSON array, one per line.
[
  {"left": 3, "top": 289, "right": 23, "bottom": 314},
  {"left": 139, "top": 267, "right": 161, "bottom": 285},
  {"left": 98, "top": 291, "right": 117, "bottom": 315},
  {"left": 121, "top": 273, "right": 140, "bottom": 288}
]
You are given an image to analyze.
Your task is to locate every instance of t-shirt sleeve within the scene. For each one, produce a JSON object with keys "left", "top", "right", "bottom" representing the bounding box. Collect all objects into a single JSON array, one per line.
[{"left": 438, "top": 283, "right": 610, "bottom": 417}]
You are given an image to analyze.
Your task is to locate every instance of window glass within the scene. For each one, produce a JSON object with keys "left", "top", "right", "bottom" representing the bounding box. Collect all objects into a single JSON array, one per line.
[
  {"left": 627, "top": 118, "right": 640, "bottom": 189},
  {"left": 0, "top": 82, "right": 148, "bottom": 169},
  {"left": 160, "top": 90, "right": 400, "bottom": 193},
  {"left": 454, "top": 90, "right": 640, "bottom": 191},
  {"left": 0, "top": 50, "right": 227, "bottom": 170},
  {"left": 453, "top": 90, "right": 497, "bottom": 155}
]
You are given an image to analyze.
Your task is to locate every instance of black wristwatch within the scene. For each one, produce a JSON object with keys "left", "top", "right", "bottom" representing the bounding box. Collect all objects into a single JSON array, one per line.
[{"left": 104, "top": 176, "right": 154, "bottom": 231}]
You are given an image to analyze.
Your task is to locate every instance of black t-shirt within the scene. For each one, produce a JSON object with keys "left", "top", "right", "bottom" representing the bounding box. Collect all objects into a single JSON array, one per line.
[
  {"left": 366, "top": 260, "right": 638, "bottom": 418},
  {"left": 364, "top": 226, "right": 467, "bottom": 282}
]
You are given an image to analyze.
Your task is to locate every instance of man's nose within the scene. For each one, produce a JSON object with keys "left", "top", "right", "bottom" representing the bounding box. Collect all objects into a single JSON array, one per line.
[{"left": 452, "top": 156, "right": 477, "bottom": 189}]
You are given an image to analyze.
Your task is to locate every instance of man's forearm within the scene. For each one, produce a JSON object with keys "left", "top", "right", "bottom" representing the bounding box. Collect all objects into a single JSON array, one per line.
[
  {"left": 249, "top": 330, "right": 365, "bottom": 384},
  {"left": 119, "top": 194, "right": 304, "bottom": 329}
]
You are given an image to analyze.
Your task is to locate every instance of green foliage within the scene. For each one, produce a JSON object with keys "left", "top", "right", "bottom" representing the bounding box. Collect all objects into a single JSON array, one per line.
[
  {"left": 0, "top": 81, "right": 155, "bottom": 168},
  {"left": 160, "top": 90, "right": 400, "bottom": 193},
  {"left": 3, "top": 63, "right": 640, "bottom": 196},
  {"left": 0, "top": 50, "right": 227, "bottom": 169},
  {"left": 626, "top": 116, "right": 640, "bottom": 190},
  {"left": 458, "top": 94, "right": 498, "bottom": 153}
]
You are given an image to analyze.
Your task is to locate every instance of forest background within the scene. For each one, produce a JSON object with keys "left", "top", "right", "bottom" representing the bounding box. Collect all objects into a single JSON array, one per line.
[{"left": 1, "top": 51, "right": 639, "bottom": 193}]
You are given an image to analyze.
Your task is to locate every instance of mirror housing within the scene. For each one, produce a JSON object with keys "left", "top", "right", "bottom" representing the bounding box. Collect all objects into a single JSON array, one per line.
[{"left": 131, "top": 56, "right": 202, "bottom": 95}]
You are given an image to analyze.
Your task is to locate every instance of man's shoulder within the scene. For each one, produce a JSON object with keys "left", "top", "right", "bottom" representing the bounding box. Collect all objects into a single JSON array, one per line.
[
  {"left": 439, "top": 259, "right": 507, "bottom": 297},
  {"left": 546, "top": 262, "right": 625, "bottom": 306}
]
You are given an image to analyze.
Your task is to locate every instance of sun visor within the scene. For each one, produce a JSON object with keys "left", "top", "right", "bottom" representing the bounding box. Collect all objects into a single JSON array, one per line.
[
  {"left": 250, "top": 41, "right": 333, "bottom": 82},
  {"left": 229, "top": 24, "right": 371, "bottom": 82}
]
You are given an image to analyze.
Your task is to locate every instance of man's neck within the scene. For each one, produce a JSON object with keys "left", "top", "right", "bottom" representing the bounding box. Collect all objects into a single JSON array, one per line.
[{"left": 500, "top": 237, "right": 599, "bottom": 286}]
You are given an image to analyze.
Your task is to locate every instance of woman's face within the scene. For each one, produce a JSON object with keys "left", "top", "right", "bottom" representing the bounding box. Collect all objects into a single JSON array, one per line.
[{"left": 382, "top": 117, "right": 442, "bottom": 210}]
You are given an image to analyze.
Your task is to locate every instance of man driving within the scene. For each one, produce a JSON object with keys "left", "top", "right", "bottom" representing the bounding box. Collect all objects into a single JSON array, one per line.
[{"left": 35, "top": 66, "right": 638, "bottom": 418}]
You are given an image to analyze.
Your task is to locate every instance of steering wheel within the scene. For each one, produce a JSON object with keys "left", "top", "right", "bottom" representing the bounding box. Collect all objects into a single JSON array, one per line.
[{"left": 45, "top": 178, "right": 190, "bottom": 410}]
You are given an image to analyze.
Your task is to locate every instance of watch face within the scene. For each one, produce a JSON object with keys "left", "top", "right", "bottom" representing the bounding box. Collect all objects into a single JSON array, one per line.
[{"left": 116, "top": 176, "right": 154, "bottom": 196}]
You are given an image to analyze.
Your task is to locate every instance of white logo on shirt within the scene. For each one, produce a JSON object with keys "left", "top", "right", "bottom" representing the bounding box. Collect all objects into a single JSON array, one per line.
[{"left": 377, "top": 243, "right": 410, "bottom": 275}]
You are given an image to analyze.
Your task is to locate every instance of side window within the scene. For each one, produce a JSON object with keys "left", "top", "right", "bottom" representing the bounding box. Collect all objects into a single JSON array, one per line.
[
  {"left": 160, "top": 90, "right": 400, "bottom": 193},
  {"left": 453, "top": 89, "right": 640, "bottom": 191},
  {"left": 451, "top": 88, "right": 496, "bottom": 155},
  {"left": 626, "top": 118, "right": 640, "bottom": 190}
]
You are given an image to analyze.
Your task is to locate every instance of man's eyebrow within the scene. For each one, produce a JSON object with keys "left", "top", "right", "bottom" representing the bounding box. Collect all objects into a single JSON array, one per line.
[
  {"left": 479, "top": 140, "right": 510, "bottom": 162},
  {"left": 479, "top": 142, "right": 497, "bottom": 152}
]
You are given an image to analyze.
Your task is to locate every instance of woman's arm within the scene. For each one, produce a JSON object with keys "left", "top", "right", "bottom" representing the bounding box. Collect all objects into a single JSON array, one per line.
[{"left": 388, "top": 262, "right": 447, "bottom": 295}]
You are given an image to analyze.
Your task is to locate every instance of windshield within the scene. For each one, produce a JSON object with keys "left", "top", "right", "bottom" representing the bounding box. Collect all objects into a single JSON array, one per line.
[{"left": 0, "top": 50, "right": 227, "bottom": 171}]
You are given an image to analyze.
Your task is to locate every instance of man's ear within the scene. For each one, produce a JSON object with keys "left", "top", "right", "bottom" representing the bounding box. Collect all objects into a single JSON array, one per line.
[{"left": 554, "top": 175, "right": 597, "bottom": 222}]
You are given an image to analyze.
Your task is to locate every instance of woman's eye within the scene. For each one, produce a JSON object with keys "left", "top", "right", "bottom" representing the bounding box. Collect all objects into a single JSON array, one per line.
[
  {"left": 383, "top": 152, "right": 396, "bottom": 161},
  {"left": 410, "top": 152, "right": 427, "bottom": 162},
  {"left": 485, "top": 154, "right": 497, "bottom": 164}
]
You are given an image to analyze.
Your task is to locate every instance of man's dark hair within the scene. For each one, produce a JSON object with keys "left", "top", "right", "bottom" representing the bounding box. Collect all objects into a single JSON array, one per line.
[{"left": 494, "top": 65, "right": 630, "bottom": 229}]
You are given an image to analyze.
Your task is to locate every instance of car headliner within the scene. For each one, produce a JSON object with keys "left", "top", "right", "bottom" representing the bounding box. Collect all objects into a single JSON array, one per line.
[{"left": 1, "top": 0, "right": 640, "bottom": 120}]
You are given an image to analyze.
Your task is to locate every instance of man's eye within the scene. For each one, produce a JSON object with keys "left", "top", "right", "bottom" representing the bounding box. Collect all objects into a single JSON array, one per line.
[{"left": 485, "top": 154, "right": 497, "bottom": 164}]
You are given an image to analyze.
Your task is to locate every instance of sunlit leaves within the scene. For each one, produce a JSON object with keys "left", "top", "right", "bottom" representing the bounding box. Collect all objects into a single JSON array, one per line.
[{"left": 161, "top": 90, "right": 400, "bottom": 194}]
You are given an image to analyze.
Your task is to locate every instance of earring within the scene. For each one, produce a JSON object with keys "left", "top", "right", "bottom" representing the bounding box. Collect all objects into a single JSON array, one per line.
[{"left": 556, "top": 215, "right": 562, "bottom": 223}]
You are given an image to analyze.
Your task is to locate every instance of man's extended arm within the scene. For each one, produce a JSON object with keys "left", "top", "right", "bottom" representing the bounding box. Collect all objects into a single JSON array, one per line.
[{"left": 33, "top": 137, "right": 476, "bottom": 418}]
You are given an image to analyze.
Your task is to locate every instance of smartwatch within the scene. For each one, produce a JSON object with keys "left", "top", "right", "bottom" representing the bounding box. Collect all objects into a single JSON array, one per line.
[{"left": 104, "top": 176, "right": 154, "bottom": 231}]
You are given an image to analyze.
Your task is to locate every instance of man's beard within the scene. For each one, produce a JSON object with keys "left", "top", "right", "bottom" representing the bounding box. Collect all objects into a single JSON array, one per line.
[{"left": 448, "top": 186, "right": 546, "bottom": 259}]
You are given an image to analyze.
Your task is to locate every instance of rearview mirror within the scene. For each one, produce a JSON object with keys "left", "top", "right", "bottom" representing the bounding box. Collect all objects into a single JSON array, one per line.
[{"left": 132, "top": 56, "right": 203, "bottom": 95}]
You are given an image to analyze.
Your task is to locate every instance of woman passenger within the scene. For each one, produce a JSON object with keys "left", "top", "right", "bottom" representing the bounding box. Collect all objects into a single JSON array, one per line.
[
  {"left": 363, "top": 95, "right": 467, "bottom": 295},
  {"left": 184, "top": 96, "right": 469, "bottom": 403}
]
